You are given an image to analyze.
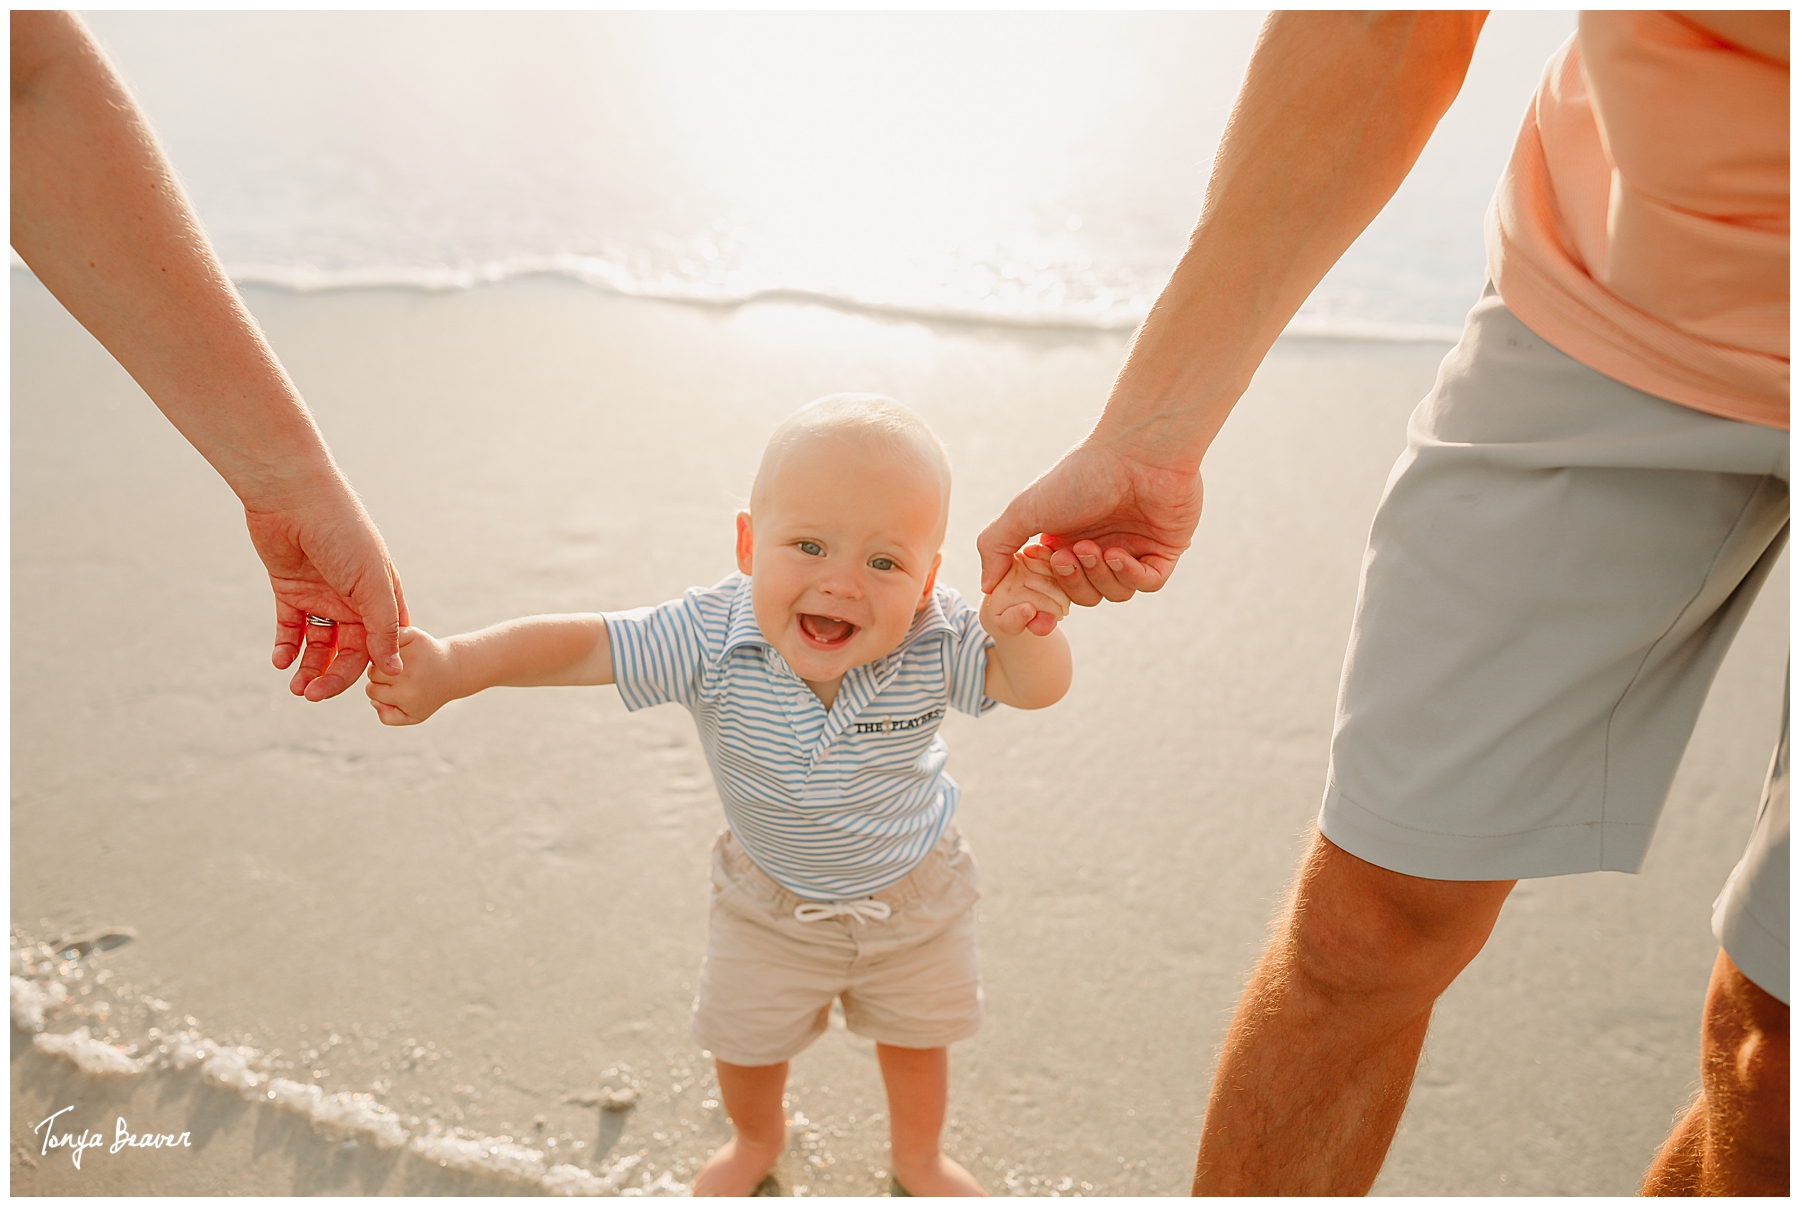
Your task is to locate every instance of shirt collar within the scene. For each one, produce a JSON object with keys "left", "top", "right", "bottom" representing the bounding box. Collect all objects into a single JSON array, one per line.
[
  {"left": 718, "top": 572, "right": 767, "bottom": 658},
  {"left": 715, "top": 571, "right": 960, "bottom": 666}
]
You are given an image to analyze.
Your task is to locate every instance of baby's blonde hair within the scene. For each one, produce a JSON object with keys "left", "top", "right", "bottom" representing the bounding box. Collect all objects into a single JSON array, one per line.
[{"left": 750, "top": 394, "right": 953, "bottom": 539}]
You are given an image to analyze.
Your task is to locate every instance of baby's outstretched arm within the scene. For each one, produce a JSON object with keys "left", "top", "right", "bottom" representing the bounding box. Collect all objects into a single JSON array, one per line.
[
  {"left": 366, "top": 615, "right": 612, "bottom": 725},
  {"left": 978, "top": 551, "right": 1073, "bottom": 710}
]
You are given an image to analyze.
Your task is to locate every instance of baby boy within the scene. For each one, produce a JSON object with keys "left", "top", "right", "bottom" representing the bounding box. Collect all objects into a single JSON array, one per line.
[{"left": 367, "top": 393, "right": 1072, "bottom": 1194}]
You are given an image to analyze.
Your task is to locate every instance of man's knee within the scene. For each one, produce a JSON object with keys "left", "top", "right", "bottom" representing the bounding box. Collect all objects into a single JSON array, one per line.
[{"left": 1283, "top": 833, "right": 1514, "bottom": 1007}]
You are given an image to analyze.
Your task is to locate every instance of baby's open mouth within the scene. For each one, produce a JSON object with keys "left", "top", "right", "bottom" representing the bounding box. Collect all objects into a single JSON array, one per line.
[{"left": 798, "top": 614, "right": 857, "bottom": 646}]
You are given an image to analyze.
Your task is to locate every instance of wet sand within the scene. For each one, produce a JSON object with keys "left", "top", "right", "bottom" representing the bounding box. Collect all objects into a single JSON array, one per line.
[{"left": 10, "top": 270, "right": 1787, "bottom": 1194}]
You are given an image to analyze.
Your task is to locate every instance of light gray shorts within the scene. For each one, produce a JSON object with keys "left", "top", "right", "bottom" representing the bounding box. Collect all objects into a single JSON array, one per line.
[
  {"left": 1318, "top": 288, "right": 1789, "bottom": 1003},
  {"left": 692, "top": 825, "right": 982, "bottom": 1067},
  {"left": 1711, "top": 689, "right": 1788, "bottom": 1004}
]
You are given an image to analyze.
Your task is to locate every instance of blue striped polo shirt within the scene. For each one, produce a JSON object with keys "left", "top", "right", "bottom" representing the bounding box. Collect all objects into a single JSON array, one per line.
[{"left": 603, "top": 572, "right": 994, "bottom": 901}]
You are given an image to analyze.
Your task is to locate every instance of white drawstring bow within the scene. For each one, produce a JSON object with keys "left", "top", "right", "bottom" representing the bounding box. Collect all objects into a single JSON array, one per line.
[{"left": 792, "top": 898, "right": 892, "bottom": 924}]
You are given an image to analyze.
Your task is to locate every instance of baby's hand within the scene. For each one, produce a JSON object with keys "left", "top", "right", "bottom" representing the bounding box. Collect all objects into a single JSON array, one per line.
[
  {"left": 365, "top": 626, "right": 459, "bottom": 725},
  {"left": 980, "top": 546, "right": 1072, "bottom": 638}
]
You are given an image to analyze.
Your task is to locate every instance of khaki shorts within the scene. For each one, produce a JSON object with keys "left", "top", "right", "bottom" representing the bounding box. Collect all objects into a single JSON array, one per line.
[
  {"left": 1319, "top": 289, "right": 1789, "bottom": 1002},
  {"left": 692, "top": 824, "right": 983, "bottom": 1066}
]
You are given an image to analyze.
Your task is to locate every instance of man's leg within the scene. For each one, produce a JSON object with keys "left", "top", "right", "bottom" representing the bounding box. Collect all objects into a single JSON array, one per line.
[
  {"left": 1192, "top": 831, "right": 1514, "bottom": 1195},
  {"left": 1641, "top": 950, "right": 1789, "bottom": 1195},
  {"left": 1647, "top": 688, "right": 1791, "bottom": 1194}
]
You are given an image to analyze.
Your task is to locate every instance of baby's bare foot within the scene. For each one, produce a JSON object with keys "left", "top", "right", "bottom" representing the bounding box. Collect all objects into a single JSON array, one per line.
[
  {"left": 691, "top": 1135, "right": 784, "bottom": 1197},
  {"left": 892, "top": 1152, "right": 985, "bottom": 1196}
]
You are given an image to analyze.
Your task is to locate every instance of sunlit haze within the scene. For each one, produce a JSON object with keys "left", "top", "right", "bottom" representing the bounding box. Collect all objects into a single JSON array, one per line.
[{"left": 82, "top": 11, "right": 1575, "bottom": 334}]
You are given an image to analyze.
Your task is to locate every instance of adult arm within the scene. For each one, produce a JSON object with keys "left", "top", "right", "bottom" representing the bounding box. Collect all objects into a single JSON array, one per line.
[
  {"left": 11, "top": 10, "right": 406, "bottom": 699},
  {"left": 1676, "top": 11, "right": 1787, "bottom": 64},
  {"left": 978, "top": 11, "right": 1487, "bottom": 610}
]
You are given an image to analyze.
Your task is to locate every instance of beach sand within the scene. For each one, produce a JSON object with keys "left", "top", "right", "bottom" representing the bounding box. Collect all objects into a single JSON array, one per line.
[{"left": 11, "top": 271, "right": 1787, "bottom": 1195}]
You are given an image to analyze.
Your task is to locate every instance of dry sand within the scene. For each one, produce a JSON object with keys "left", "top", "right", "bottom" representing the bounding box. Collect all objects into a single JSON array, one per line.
[{"left": 10, "top": 271, "right": 1787, "bottom": 1195}]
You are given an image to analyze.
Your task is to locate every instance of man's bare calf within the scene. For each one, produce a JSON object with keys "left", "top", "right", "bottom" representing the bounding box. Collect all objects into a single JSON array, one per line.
[
  {"left": 1641, "top": 949, "right": 1789, "bottom": 1196},
  {"left": 1192, "top": 832, "right": 1512, "bottom": 1195}
]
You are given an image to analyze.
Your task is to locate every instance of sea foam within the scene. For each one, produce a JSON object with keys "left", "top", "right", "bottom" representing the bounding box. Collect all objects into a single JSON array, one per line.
[
  {"left": 215, "top": 255, "right": 1461, "bottom": 344},
  {"left": 12, "top": 936, "right": 688, "bottom": 1195},
  {"left": 11, "top": 974, "right": 61, "bottom": 1033},
  {"left": 9, "top": 251, "right": 1457, "bottom": 346},
  {"left": 33, "top": 1026, "right": 144, "bottom": 1076}
]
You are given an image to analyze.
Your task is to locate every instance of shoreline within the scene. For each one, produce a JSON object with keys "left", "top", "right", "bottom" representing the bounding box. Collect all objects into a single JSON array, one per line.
[
  {"left": 12, "top": 274, "right": 1785, "bottom": 1195},
  {"left": 8, "top": 262, "right": 1468, "bottom": 346}
]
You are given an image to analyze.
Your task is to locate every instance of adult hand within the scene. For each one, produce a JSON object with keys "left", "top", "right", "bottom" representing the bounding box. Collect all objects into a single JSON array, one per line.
[
  {"left": 14, "top": 11, "right": 409, "bottom": 703},
  {"left": 978, "top": 439, "right": 1203, "bottom": 629},
  {"left": 977, "top": 12, "right": 1485, "bottom": 632},
  {"left": 247, "top": 477, "right": 408, "bottom": 702}
]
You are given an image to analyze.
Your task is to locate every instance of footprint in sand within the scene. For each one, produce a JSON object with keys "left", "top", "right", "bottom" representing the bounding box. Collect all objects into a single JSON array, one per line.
[
  {"left": 53, "top": 927, "right": 137, "bottom": 958},
  {"left": 563, "top": 1086, "right": 640, "bottom": 1112}
]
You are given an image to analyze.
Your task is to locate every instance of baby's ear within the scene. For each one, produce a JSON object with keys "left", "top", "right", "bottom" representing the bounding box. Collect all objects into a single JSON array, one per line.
[
  {"left": 735, "top": 512, "right": 755, "bottom": 574},
  {"left": 915, "top": 552, "right": 943, "bottom": 611}
]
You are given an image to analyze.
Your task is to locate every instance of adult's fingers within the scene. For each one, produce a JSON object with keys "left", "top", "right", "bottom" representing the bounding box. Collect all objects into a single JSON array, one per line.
[
  {"left": 977, "top": 494, "right": 1046, "bottom": 594},
  {"left": 299, "top": 623, "right": 373, "bottom": 702},
  {"left": 286, "top": 618, "right": 341, "bottom": 697},
  {"left": 1040, "top": 543, "right": 1181, "bottom": 605},
  {"left": 1057, "top": 541, "right": 1140, "bottom": 604},
  {"left": 1101, "top": 548, "right": 1178, "bottom": 593},
  {"left": 352, "top": 564, "right": 406, "bottom": 676},
  {"left": 272, "top": 600, "right": 308, "bottom": 671},
  {"left": 1045, "top": 547, "right": 1115, "bottom": 607},
  {"left": 303, "top": 649, "right": 372, "bottom": 702}
]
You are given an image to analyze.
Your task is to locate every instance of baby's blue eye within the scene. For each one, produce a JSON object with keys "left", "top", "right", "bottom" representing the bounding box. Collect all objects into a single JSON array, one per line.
[
  {"left": 869, "top": 556, "right": 898, "bottom": 572},
  {"left": 797, "top": 541, "right": 823, "bottom": 556}
]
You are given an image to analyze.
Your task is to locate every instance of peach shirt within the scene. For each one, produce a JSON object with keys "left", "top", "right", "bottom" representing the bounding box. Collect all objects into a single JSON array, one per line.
[{"left": 1487, "top": 11, "right": 1788, "bottom": 429}]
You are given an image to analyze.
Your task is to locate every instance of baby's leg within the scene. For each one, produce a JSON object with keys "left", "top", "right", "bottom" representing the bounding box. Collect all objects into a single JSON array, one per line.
[
  {"left": 691, "top": 1059, "right": 789, "bottom": 1196},
  {"left": 876, "top": 1043, "right": 984, "bottom": 1196}
]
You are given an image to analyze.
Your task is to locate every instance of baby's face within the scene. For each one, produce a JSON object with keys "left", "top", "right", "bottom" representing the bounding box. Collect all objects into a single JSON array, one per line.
[{"left": 736, "top": 434, "right": 945, "bottom": 693}]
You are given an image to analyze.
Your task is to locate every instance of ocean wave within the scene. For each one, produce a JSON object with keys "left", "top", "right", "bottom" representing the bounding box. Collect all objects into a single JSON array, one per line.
[
  {"left": 18, "top": 249, "right": 1462, "bottom": 344},
  {"left": 10, "top": 937, "right": 688, "bottom": 1196},
  {"left": 222, "top": 256, "right": 1462, "bottom": 342},
  {"left": 222, "top": 253, "right": 1158, "bottom": 333}
]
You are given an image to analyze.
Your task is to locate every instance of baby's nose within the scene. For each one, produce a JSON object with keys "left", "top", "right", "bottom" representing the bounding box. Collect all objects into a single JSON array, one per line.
[{"left": 816, "top": 561, "right": 862, "bottom": 596}]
